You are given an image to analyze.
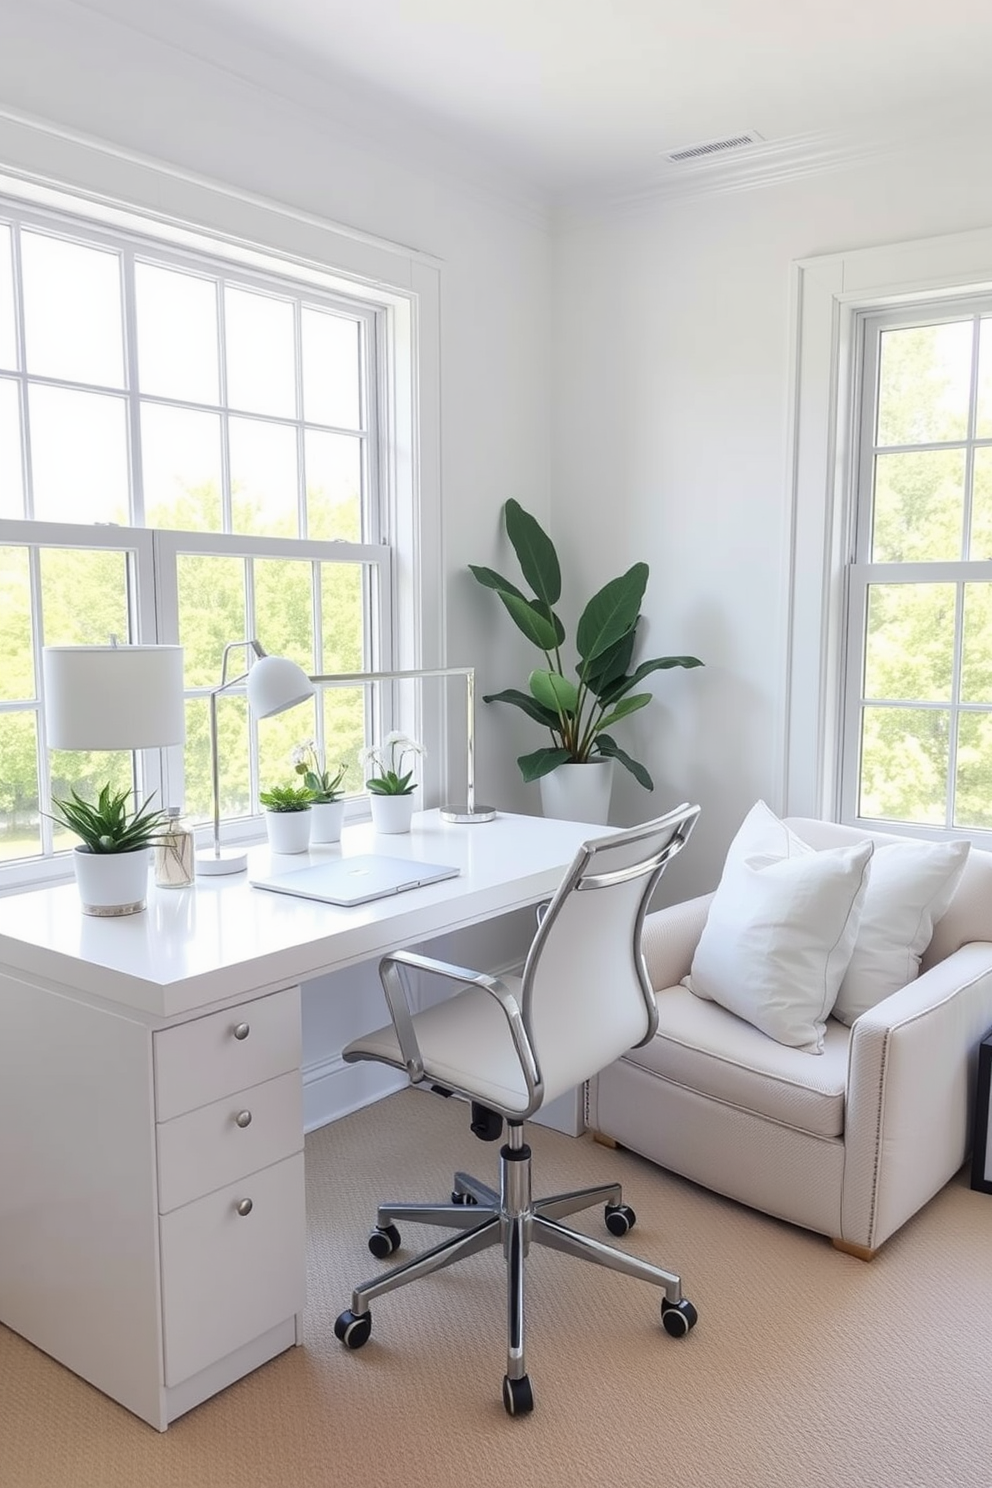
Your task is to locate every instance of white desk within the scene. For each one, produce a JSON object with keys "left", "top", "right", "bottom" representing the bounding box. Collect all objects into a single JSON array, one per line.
[{"left": 0, "top": 809, "right": 604, "bottom": 1430}]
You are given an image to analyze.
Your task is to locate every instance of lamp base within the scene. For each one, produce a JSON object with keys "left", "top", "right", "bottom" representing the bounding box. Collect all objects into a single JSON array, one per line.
[
  {"left": 196, "top": 846, "right": 249, "bottom": 876},
  {"left": 440, "top": 804, "right": 497, "bottom": 824}
]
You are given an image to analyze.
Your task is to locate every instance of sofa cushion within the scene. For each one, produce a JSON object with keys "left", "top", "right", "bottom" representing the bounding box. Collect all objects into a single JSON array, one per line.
[
  {"left": 628, "top": 983, "right": 849, "bottom": 1138},
  {"left": 784, "top": 815, "right": 992, "bottom": 974},
  {"left": 832, "top": 838, "right": 971, "bottom": 1025},
  {"left": 684, "top": 801, "right": 873, "bottom": 1053}
]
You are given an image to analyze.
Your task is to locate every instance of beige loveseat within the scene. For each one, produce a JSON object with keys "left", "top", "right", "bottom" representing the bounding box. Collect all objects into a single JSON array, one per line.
[{"left": 588, "top": 816, "right": 992, "bottom": 1257}]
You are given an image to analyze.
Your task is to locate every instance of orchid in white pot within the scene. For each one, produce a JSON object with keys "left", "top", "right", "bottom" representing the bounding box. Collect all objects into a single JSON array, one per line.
[
  {"left": 361, "top": 732, "right": 425, "bottom": 833},
  {"left": 292, "top": 739, "right": 348, "bottom": 844}
]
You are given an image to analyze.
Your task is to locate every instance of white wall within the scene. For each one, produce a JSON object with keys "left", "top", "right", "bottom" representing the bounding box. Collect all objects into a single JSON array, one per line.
[
  {"left": 8, "top": 1, "right": 992, "bottom": 1088},
  {"left": 0, "top": 0, "right": 554, "bottom": 1122},
  {"left": 554, "top": 139, "right": 992, "bottom": 898},
  {"left": 0, "top": 0, "right": 553, "bottom": 815}
]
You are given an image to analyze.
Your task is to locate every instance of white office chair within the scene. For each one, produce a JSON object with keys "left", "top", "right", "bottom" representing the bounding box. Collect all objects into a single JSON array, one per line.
[{"left": 333, "top": 803, "right": 701, "bottom": 1416}]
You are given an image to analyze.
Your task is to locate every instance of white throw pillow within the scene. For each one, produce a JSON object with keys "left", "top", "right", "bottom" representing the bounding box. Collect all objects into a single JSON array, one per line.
[
  {"left": 831, "top": 839, "right": 970, "bottom": 1025},
  {"left": 684, "top": 803, "right": 874, "bottom": 1053}
]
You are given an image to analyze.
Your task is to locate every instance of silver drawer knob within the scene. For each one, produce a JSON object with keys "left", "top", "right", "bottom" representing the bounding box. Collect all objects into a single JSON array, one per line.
[
  {"left": 233, "top": 1022, "right": 250, "bottom": 1041},
  {"left": 235, "top": 1110, "right": 252, "bottom": 1129},
  {"left": 236, "top": 1198, "right": 253, "bottom": 1217}
]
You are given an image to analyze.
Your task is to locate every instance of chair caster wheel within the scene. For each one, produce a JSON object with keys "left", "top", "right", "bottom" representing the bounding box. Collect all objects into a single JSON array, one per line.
[
  {"left": 605, "top": 1202, "right": 636, "bottom": 1236},
  {"left": 661, "top": 1297, "right": 698, "bottom": 1337},
  {"left": 368, "top": 1223, "right": 401, "bottom": 1258},
  {"left": 451, "top": 1190, "right": 478, "bottom": 1205},
  {"left": 334, "top": 1309, "right": 372, "bottom": 1349},
  {"left": 502, "top": 1373, "right": 534, "bottom": 1416}
]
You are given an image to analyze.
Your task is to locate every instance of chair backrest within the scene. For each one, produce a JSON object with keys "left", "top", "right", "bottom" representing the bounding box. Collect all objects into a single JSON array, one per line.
[{"left": 519, "top": 803, "right": 699, "bottom": 1108}]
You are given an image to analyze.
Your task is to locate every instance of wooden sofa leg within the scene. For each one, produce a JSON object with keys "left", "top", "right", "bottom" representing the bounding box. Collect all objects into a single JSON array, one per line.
[
  {"left": 832, "top": 1237, "right": 878, "bottom": 1262},
  {"left": 591, "top": 1131, "right": 618, "bottom": 1149}
]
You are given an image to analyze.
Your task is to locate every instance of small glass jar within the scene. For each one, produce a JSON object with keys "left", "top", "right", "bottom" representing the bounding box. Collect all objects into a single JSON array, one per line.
[{"left": 154, "top": 807, "right": 195, "bottom": 889}]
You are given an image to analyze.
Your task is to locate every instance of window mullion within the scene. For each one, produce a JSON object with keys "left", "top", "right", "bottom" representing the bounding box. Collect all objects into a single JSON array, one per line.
[{"left": 120, "top": 244, "right": 144, "bottom": 526}]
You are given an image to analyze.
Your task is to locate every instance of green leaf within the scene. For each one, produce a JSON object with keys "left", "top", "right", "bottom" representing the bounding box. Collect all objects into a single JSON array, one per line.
[
  {"left": 48, "top": 783, "right": 171, "bottom": 851},
  {"left": 599, "top": 653, "right": 705, "bottom": 707},
  {"left": 529, "top": 669, "right": 578, "bottom": 715},
  {"left": 576, "top": 564, "right": 648, "bottom": 662},
  {"left": 594, "top": 734, "right": 654, "bottom": 791},
  {"left": 482, "top": 688, "right": 561, "bottom": 728},
  {"left": 595, "top": 692, "right": 651, "bottom": 732},
  {"left": 580, "top": 625, "right": 637, "bottom": 697},
  {"left": 517, "top": 747, "right": 571, "bottom": 783},
  {"left": 499, "top": 592, "right": 563, "bottom": 651},
  {"left": 504, "top": 499, "right": 561, "bottom": 608},
  {"left": 467, "top": 565, "right": 527, "bottom": 602},
  {"left": 367, "top": 771, "right": 414, "bottom": 795},
  {"left": 259, "top": 783, "right": 314, "bottom": 811}
]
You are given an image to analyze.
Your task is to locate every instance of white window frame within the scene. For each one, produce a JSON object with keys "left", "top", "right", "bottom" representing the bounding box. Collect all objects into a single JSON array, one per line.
[
  {"left": 0, "top": 113, "right": 444, "bottom": 888},
  {"left": 786, "top": 224, "right": 992, "bottom": 840}
]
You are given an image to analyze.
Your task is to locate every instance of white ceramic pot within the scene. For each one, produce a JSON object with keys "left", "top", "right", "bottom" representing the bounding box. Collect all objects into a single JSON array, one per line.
[
  {"left": 73, "top": 845, "right": 151, "bottom": 917},
  {"left": 539, "top": 759, "right": 615, "bottom": 825},
  {"left": 369, "top": 792, "right": 415, "bottom": 834},
  {"left": 263, "top": 808, "right": 312, "bottom": 853},
  {"left": 310, "top": 799, "right": 345, "bottom": 844}
]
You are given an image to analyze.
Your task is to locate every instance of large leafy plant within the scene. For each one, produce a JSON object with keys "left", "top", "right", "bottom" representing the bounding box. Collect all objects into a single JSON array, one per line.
[
  {"left": 49, "top": 784, "right": 172, "bottom": 854},
  {"left": 470, "top": 499, "right": 702, "bottom": 789}
]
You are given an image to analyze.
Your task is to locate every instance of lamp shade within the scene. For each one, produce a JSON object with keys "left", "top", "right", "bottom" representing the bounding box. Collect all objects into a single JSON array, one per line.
[
  {"left": 246, "top": 654, "right": 314, "bottom": 719},
  {"left": 43, "top": 645, "right": 186, "bottom": 750}
]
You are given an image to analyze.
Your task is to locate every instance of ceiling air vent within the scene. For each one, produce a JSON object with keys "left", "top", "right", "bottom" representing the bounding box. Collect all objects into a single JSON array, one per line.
[{"left": 665, "top": 130, "right": 763, "bottom": 164}]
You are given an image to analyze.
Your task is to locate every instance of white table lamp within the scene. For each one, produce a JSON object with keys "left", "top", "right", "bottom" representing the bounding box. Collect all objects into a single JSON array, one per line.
[{"left": 43, "top": 643, "right": 186, "bottom": 751}]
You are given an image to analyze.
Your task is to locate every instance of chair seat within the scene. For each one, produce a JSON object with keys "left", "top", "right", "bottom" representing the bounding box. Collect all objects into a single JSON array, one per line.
[
  {"left": 344, "top": 974, "right": 537, "bottom": 1115},
  {"left": 621, "top": 984, "right": 849, "bottom": 1138}
]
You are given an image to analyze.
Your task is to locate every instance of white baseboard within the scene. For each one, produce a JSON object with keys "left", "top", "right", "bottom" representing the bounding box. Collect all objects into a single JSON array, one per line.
[
  {"left": 303, "top": 1054, "right": 585, "bottom": 1138},
  {"left": 303, "top": 1055, "right": 406, "bottom": 1132}
]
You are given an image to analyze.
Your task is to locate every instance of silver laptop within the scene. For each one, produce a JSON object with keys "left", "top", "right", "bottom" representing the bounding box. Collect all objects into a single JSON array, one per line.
[{"left": 250, "top": 853, "right": 460, "bottom": 907}]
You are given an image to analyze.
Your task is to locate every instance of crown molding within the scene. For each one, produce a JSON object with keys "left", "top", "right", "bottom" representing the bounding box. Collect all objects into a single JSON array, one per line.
[{"left": 558, "top": 128, "right": 910, "bottom": 220}]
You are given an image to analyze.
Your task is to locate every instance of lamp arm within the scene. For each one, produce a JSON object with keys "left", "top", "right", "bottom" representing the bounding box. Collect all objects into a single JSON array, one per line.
[
  {"left": 206, "top": 641, "right": 267, "bottom": 859},
  {"left": 307, "top": 666, "right": 493, "bottom": 824}
]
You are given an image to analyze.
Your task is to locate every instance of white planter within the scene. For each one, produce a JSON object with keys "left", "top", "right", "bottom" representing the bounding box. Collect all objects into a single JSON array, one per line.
[
  {"left": 310, "top": 799, "right": 345, "bottom": 844},
  {"left": 539, "top": 759, "right": 615, "bottom": 825},
  {"left": 73, "top": 845, "right": 151, "bottom": 917},
  {"left": 369, "top": 792, "right": 415, "bottom": 834},
  {"left": 263, "top": 808, "right": 312, "bottom": 853}
]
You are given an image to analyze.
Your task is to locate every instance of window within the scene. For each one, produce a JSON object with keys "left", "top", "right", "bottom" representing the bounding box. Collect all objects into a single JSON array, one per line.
[
  {"left": 788, "top": 227, "right": 992, "bottom": 846},
  {"left": 0, "top": 190, "right": 428, "bottom": 885},
  {"left": 842, "top": 302, "right": 992, "bottom": 837}
]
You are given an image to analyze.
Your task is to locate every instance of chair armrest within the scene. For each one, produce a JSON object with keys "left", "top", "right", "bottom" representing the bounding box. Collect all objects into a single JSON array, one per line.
[
  {"left": 640, "top": 892, "right": 715, "bottom": 992},
  {"left": 842, "top": 942, "right": 992, "bottom": 1249},
  {"left": 378, "top": 949, "right": 540, "bottom": 1101}
]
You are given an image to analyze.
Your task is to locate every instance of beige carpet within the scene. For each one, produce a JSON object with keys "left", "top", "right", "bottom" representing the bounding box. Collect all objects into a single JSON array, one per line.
[{"left": 3, "top": 1087, "right": 992, "bottom": 1488}]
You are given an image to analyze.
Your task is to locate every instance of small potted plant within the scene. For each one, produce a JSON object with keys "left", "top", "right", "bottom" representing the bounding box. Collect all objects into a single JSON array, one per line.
[
  {"left": 292, "top": 739, "right": 348, "bottom": 844},
  {"left": 362, "top": 731, "right": 425, "bottom": 834},
  {"left": 48, "top": 783, "right": 173, "bottom": 916},
  {"left": 259, "top": 782, "right": 314, "bottom": 854}
]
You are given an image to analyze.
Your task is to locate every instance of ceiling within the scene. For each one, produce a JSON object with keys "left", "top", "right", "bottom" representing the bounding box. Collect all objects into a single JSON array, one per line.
[{"left": 75, "top": 0, "right": 992, "bottom": 199}]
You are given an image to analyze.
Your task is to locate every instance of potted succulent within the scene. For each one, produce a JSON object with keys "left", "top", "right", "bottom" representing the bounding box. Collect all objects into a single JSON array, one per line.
[
  {"left": 48, "top": 783, "right": 173, "bottom": 916},
  {"left": 362, "top": 731, "right": 425, "bottom": 834},
  {"left": 259, "top": 782, "right": 314, "bottom": 854},
  {"left": 292, "top": 740, "right": 348, "bottom": 844},
  {"left": 470, "top": 499, "right": 703, "bottom": 822}
]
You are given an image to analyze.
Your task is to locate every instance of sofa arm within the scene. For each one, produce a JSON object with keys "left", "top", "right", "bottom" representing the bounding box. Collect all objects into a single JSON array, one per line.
[
  {"left": 641, "top": 892, "right": 714, "bottom": 992},
  {"left": 842, "top": 941, "right": 992, "bottom": 1250}
]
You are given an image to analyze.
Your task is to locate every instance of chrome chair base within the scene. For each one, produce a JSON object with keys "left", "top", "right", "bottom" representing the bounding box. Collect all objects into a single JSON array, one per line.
[{"left": 334, "top": 1123, "right": 697, "bottom": 1415}]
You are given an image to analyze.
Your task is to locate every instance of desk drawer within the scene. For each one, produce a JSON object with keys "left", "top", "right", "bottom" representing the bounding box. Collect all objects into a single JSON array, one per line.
[
  {"left": 160, "top": 1151, "right": 306, "bottom": 1387},
  {"left": 157, "top": 1069, "right": 303, "bottom": 1213},
  {"left": 154, "top": 986, "right": 301, "bottom": 1121}
]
